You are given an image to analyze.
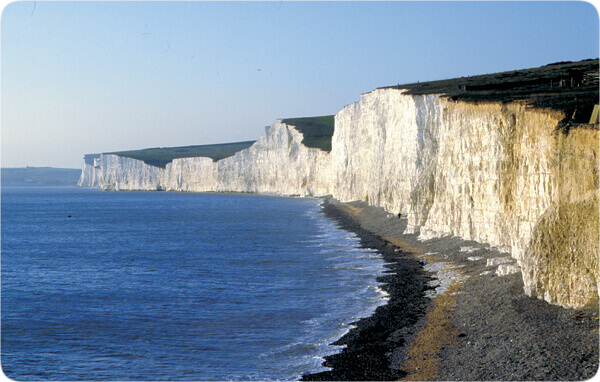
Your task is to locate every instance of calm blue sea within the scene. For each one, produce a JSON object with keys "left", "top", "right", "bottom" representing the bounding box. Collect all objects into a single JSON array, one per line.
[{"left": 1, "top": 187, "right": 388, "bottom": 381}]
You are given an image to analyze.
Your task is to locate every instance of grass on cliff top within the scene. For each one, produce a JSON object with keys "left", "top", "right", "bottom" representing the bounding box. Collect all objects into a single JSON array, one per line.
[
  {"left": 382, "top": 58, "right": 599, "bottom": 125},
  {"left": 281, "top": 115, "right": 335, "bottom": 152},
  {"left": 86, "top": 115, "right": 335, "bottom": 168},
  {"left": 101, "top": 141, "right": 256, "bottom": 168}
]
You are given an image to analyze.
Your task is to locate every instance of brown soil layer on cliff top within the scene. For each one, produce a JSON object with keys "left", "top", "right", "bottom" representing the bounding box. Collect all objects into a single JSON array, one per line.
[
  {"left": 303, "top": 199, "right": 599, "bottom": 381},
  {"left": 382, "top": 58, "right": 599, "bottom": 124}
]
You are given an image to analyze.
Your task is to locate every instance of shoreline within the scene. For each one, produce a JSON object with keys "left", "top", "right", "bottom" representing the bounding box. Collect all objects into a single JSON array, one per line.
[
  {"left": 303, "top": 198, "right": 598, "bottom": 380},
  {"left": 302, "top": 198, "right": 434, "bottom": 381}
]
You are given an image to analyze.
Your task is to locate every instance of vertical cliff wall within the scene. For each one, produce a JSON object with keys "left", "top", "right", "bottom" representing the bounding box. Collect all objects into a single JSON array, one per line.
[
  {"left": 329, "top": 91, "right": 442, "bottom": 232},
  {"left": 79, "top": 89, "right": 599, "bottom": 308},
  {"left": 521, "top": 128, "right": 599, "bottom": 308},
  {"left": 422, "top": 101, "right": 565, "bottom": 257},
  {"left": 328, "top": 89, "right": 598, "bottom": 308},
  {"left": 79, "top": 121, "right": 332, "bottom": 196}
]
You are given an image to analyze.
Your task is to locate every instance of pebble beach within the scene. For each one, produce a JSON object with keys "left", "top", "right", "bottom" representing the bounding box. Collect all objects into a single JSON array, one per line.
[{"left": 303, "top": 198, "right": 598, "bottom": 381}]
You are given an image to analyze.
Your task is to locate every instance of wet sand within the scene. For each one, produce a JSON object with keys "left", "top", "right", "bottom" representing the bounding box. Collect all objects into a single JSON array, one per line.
[{"left": 302, "top": 198, "right": 598, "bottom": 381}]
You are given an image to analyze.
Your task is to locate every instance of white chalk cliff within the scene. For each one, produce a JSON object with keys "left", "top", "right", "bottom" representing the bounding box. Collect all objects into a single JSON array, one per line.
[{"left": 79, "top": 88, "right": 599, "bottom": 309}]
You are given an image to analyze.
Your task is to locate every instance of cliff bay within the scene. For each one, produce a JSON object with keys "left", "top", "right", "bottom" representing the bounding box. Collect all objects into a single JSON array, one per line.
[{"left": 79, "top": 59, "right": 599, "bottom": 378}]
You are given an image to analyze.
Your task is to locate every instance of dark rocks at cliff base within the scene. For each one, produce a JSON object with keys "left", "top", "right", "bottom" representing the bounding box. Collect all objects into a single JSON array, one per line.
[{"left": 301, "top": 200, "right": 433, "bottom": 381}]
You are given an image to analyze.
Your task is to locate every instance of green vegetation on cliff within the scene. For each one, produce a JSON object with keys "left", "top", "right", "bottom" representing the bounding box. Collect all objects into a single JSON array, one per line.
[
  {"left": 105, "top": 141, "right": 256, "bottom": 168},
  {"left": 384, "top": 58, "right": 599, "bottom": 125},
  {"left": 88, "top": 59, "right": 597, "bottom": 167},
  {"left": 87, "top": 116, "right": 335, "bottom": 169},
  {"left": 281, "top": 115, "right": 335, "bottom": 152}
]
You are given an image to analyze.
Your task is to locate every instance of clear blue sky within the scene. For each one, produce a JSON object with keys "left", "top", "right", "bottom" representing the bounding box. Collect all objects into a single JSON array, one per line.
[{"left": 2, "top": 1, "right": 598, "bottom": 168}]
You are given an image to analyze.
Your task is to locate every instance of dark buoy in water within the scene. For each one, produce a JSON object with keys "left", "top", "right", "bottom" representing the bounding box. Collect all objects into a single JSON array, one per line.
[{"left": 67, "top": 215, "right": 72, "bottom": 218}]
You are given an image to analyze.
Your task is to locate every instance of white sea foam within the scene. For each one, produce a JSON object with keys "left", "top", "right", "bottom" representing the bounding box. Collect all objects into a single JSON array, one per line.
[
  {"left": 374, "top": 285, "right": 390, "bottom": 300},
  {"left": 263, "top": 201, "right": 393, "bottom": 380}
]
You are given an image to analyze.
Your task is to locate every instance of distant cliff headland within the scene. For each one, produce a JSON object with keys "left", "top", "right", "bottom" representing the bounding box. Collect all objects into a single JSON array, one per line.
[{"left": 79, "top": 59, "right": 599, "bottom": 309}]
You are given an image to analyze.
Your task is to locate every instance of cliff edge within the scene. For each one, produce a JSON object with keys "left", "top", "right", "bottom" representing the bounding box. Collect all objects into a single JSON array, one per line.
[{"left": 79, "top": 59, "right": 599, "bottom": 309}]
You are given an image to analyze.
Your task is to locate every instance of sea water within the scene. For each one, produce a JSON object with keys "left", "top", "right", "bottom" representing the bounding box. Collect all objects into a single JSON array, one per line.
[{"left": 1, "top": 187, "right": 389, "bottom": 381}]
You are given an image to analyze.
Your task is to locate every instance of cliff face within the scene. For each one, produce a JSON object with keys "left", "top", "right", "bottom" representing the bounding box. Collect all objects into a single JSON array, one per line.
[
  {"left": 329, "top": 91, "right": 442, "bottom": 233},
  {"left": 80, "top": 121, "right": 332, "bottom": 195},
  {"left": 521, "top": 128, "right": 599, "bottom": 308},
  {"left": 79, "top": 89, "right": 599, "bottom": 309}
]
